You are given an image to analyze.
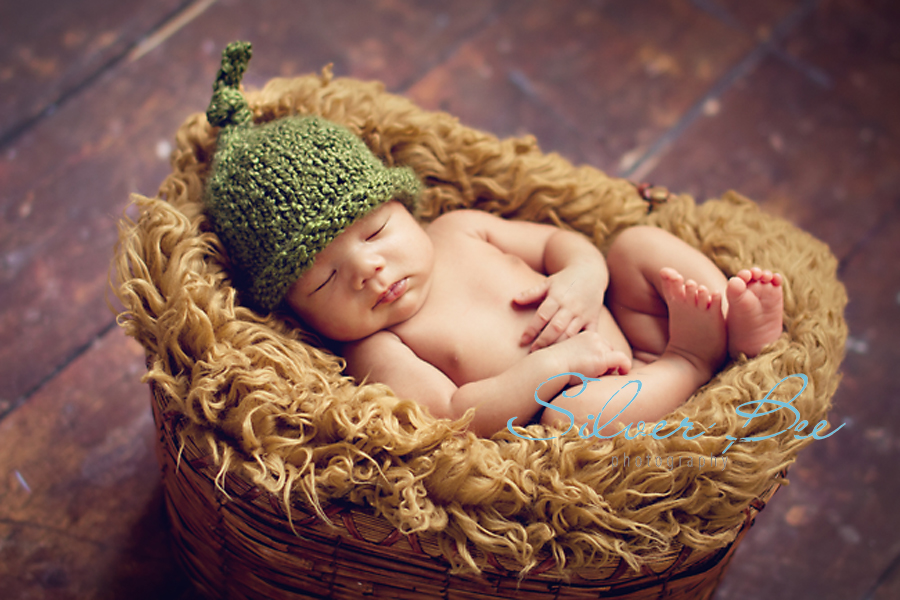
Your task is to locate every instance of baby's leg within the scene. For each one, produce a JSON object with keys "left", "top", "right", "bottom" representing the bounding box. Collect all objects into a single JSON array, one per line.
[
  {"left": 605, "top": 226, "right": 729, "bottom": 360},
  {"left": 605, "top": 226, "right": 784, "bottom": 359},
  {"left": 542, "top": 270, "right": 726, "bottom": 434}
]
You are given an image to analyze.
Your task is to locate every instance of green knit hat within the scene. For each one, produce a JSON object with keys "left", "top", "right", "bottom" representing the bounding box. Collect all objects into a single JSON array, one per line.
[{"left": 203, "top": 41, "right": 422, "bottom": 312}]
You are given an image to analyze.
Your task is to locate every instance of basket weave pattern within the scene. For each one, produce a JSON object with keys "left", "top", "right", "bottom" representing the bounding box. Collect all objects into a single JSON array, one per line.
[{"left": 154, "top": 381, "right": 780, "bottom": 599}]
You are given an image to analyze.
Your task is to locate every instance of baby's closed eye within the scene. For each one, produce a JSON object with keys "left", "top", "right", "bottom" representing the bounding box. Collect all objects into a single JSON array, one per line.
[
  {"left": 312, "top": 271, "right": 336, "bottom": 294},
  {"left": 367, "top": 221, "right": 387, "bottom": 241}
]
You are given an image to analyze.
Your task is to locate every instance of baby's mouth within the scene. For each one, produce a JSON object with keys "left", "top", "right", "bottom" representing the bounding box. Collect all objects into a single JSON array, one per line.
[{"left": 374, "top": 277, "right": 408, "bottom": 307}]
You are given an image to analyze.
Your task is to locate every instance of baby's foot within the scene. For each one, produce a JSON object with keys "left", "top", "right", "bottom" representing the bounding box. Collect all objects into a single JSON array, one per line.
[
  {"left": 726, "top": 267, "right": 784, "bottom": 358},
  {"left": 659, "top": 268, "right": 727, "bottom": 380}
]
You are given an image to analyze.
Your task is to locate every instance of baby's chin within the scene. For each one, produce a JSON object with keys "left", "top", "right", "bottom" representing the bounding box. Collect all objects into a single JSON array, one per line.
[
  {"left": 309, "top": 323, "right": 367, "bottom": 343},
  {"left": 330, "top": 330, "right": 375, "bottom": 343},
  {"left": 322, "top": 318, "right": 388, "bottom": 343}
]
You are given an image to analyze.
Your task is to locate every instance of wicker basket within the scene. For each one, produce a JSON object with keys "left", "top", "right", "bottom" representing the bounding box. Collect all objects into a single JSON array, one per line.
[
  {"left": 115, "top": 67, "right": 847, "bottom": 600},
  {"left": 153, "top": 377, "right": 781, "bottom": 599}
]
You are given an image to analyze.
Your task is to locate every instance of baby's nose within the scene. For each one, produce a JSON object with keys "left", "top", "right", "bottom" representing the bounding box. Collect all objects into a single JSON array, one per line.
[{"left": 351, "top": 252, "right": 385, "bottom": 289}]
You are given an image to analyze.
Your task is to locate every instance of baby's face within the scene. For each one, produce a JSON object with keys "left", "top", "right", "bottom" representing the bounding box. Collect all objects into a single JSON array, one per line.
[{"left": 285, "top": 201, "right": 434, "bottom": 342}]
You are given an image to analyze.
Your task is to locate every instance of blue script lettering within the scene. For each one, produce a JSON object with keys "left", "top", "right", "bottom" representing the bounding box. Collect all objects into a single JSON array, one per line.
[
  {"left": 721, "top": 373, "right": 845, "bottom": 453},
  {"left": 507, "top": 372, "right": 846, "bottom": 450},
  {"left": 505, "top": 373, "right": 577, "bottom": 441},
  {"left": 507, "top": 373, "right": 705, "bottom": 442}
]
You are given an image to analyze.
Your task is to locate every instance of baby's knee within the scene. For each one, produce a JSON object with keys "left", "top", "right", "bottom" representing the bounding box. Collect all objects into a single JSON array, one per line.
[
  {"left": 609, "top": 226, "right": 672, "bottom": 255},
  {"left": 607, "top": 226, "right": 670, "bottom": 274}
]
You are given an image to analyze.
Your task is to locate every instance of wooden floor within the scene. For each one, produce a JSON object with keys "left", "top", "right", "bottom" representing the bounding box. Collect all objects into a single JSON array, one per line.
[{"left": 1, "top": 0, "right": 898, "bottom": 598}]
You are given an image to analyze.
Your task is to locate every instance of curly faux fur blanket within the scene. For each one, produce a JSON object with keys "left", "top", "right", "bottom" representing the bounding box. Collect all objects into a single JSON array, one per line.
[{"left": 113, "top": 66, "right": 847, "bottom": 574}]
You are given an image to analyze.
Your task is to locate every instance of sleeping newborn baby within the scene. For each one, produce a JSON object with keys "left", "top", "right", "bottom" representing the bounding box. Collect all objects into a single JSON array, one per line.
[
  {"left": 204, "top": 42, "right": 784, "bottom": 437},
  {"left": 284, "top": 199, "right": 783, "bottom": 438}
]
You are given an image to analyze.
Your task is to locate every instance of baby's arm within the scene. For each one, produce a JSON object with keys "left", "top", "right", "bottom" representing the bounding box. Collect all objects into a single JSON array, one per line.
[
  {"left": 345, "top": 329, "right": 629, "bottom": 437},
  {"left": 515, "top": 227, "right": 610, "bottom": 350},
  {"left": 453, "top": 210, "right": 611, "bottom": 351}
]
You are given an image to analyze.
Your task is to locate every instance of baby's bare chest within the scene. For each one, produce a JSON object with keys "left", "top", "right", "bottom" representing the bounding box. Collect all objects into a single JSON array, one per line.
[{"left": 393, "top": 235, "right": 546, "bottom": 385}]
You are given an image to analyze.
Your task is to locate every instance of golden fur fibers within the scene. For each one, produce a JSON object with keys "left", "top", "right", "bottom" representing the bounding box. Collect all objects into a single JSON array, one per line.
[{"left": 112, "top": 67, "right": 847, "bottom": 574}]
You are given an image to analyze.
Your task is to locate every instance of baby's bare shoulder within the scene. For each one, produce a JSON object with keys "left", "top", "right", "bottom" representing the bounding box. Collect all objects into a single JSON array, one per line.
[
  {"left": 428, "top": 209, "right": 557, "bottom": 269},
  {"left": 427, "top": 209, "right": 502, "bottom": 238},
  {"left": 343, "top": 331, "right": 457, "bottom": 408},
  {"left": 343, "top": 331, "right": 437, "bottom": 380},
  {"left": 343, "top": 330, "right": 404, "bottom": 373}
]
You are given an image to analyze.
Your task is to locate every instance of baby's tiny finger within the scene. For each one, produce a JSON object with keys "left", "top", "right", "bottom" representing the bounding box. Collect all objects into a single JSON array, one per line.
[
  {"left": 560, "top": 319, "right": 582, "bottom": 343},
  {"left": 611, "top": 352, "right": 631, "bottom": 374},
  {"left": 513, "top": 281, "right": 549, "bottom": 306},
  {"left": 530, "top": 313, "right": 571, "bottom": 351},
  {"left": 523, "top": 297, "right": 563, "bottom": 346},
  {"left": 520, "top": 315, "right": 549, "bottom": 346}
]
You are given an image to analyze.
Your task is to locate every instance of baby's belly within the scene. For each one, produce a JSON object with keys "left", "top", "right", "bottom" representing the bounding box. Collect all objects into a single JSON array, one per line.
[
  {"left": 401, "top": 232, "right": 631, "bottom": 387},
  {"left": 437, "top": 304, "right": 536, "bottom": 385},
  {"left": 435, "top": 299, "right": 632, "bottom": 386},
  {"left": 404, "top": 251, "right": 543, "bottom": 385}
]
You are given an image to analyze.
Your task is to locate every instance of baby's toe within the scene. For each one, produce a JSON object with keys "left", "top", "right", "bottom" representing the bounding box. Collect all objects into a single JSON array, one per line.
[
  {"left": 684, "top": 279, "right": 698, "bottom": 300},
  {"left": 659, "top": 268, "right": 685, "bottom": 301},
  {"left": 726, "top": 275, "right": 747, "bottom": 302},
  {"left": 697, "top": 285, "right": 711, "bottom": 308}
]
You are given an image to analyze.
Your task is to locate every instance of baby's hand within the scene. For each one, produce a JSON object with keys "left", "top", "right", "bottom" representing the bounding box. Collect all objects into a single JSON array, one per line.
[
  {"left": 549, "top": 331, "right": 631, "bottom": 382},
  {"left": 515, "top": 264, "right": 605, "bottom": 351}
]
